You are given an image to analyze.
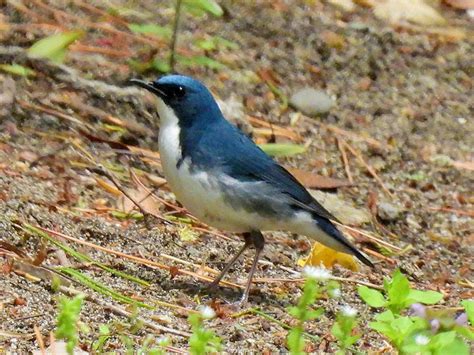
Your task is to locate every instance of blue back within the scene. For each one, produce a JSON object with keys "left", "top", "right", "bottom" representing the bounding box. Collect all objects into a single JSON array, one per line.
[{"left": 155, "top": 74, "right": 337, "bottom": 222}]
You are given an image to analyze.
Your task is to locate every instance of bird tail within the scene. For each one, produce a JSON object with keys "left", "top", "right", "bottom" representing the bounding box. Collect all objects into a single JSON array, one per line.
[{"left": 314, "top": 216, "right": 374, "bottom": 268}]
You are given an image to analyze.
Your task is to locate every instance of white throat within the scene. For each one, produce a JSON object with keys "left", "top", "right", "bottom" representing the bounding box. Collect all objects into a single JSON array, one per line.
[{"left": 156, "top": 98, "right": 185, "bottom": 195}]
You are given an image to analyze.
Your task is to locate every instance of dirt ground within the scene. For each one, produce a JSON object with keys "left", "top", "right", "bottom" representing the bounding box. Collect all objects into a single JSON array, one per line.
[{"left": 0, "top": 0, "right": 473, "bottom": 353}]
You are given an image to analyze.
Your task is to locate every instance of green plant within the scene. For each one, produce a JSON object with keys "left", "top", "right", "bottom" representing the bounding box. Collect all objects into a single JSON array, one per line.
[
  {"left": 188, "top": 306, "right": 222, "bottom": 354},
  {"left": 55, "top": 294, "right": 85, "bottom": 355},
  {"left": 358, "top": 269, "right": 443, "bottom": 314},
  {"left": 369, "top": 309, "right": 426, "bottom": 349},
  {"left": 331, "top": 306, "right": 360, "bottom": 354},
  {"left": 359, "top": 269, "right": 473, "bottom": 354},
  {"left": 286, "top": 266, "right": 329, "bottom": 354},
  {"left": 401, "top": 330, "right": 470, "bottom": 354},
  {"left": 28, "top": 31, "right": 83, "bottom": 63}
]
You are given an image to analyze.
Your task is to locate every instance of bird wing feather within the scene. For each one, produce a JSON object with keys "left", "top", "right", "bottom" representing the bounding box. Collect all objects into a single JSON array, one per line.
[{"left": 192, "top": 122, "right": 341, "bottom": 223}]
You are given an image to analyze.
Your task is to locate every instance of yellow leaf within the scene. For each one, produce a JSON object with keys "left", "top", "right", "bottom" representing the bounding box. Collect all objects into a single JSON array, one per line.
[
  {"left": 95, "top": 177, "right": 121, "bottom": 196},
  {"left": 297, "top": 242, "right": 359, "bottom": 271}
]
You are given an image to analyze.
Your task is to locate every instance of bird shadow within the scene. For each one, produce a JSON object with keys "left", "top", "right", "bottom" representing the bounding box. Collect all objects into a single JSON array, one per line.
[{"left": 159, "top": 278, "right": 284, "bottom": 306}]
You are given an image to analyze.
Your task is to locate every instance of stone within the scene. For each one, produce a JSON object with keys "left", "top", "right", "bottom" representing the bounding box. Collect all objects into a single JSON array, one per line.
[
  {"left": 378, "top": 201, "right": 403, "bottom": 221},
  {"left": 290, "top": 87, "right": 335, "bottom": 116}
]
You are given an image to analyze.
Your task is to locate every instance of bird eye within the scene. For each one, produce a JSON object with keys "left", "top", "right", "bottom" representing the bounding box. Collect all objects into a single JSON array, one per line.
[{"left": 174, "top": 86, "right": 186, "bottom": 99}]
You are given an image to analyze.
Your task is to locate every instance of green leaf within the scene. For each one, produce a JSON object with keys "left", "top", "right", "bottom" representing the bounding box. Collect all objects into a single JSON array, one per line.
[
  {"left": 358, "top": 286, "right": 386, "bottom": 308},
  {"left": 369, "top": 321, "right": 397, "bottom": 340},
  {"left": 177, "top": 55, "right": 225, "bottom": 70},
  {"left": 258, "top": 143, "right": 306, "bottom": 157},
  {"left": 196, "top": 39, "right": 217, "bottom": 51},
  {"left": 184, "top": 0, "right": 223, "bottom": 17},
  {"left": 178, "top": 225, "right": 200, "bottom": 242},
  {"left": 59, "top": 267, "right": 152, "bottom": 309},
  {"left": 128, "top": 23, "right": 171, "bottom": 38},
  {"left": 28, "top": 31, "right": 83, "bottom": 63},
  {"left": 436, "top": 337, "right": 469, "bottom": 355},
  {"left": 455, "top": 326, "right": 474, "bottom": 341},
  {"left": 55, "top": 294, "right": 85, "bottom": 355},
  {"left": 386, "top": 269, "right": 410, "bottom": 311},
  {"left": 196, "top": 37, "right": 239, "bottom": 51},
  {"left": 153, "top": 58, "right": 172, "bottom": 73},
  {"left": 407, "top": 289, "right": 443, "bottom": 305},
  {"left": 0, "top": 64, "right": 36, "bottom": 77},
  {"left": 306, "top": 308, "right": 324, "bottom": 320},
  {"left": 331, "top": 322, "right": 344, "bottom": 339},
  {"left": 110, "top": 210, "right": 144, "bottom": 220},
  {"left": 287, "top": 327, "right": 304, "bottom": 355},
  {"left": 375, "top": 310, "right": 395, "bottom": 322},
  {"left": 461, "top": 300, "right": 474, "bottom": 325},
  {"left": 431, "top": 331, "right": 457, "bottom": 348}
]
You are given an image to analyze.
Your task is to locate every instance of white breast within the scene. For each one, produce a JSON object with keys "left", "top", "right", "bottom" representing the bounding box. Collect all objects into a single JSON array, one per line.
[{"left": 157, "top": 99, "right": 255, "bottom": 232}]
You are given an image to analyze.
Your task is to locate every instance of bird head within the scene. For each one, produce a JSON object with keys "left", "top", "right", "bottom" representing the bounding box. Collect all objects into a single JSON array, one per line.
[{"left": 130, "top": 74, "right": 222, "bottom": 126}]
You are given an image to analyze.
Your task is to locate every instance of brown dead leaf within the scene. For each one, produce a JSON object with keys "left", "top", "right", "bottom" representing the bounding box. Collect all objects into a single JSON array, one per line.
[
  {"left": 443, "top": 0, "right": 474, "bottom": 9},
  {"left": 118, "top": 184, "right": 161, "bottom": 216},
  {"left": 257, "top": 68, "right": 281, "bottom": 85},
  {"left": 288, "top": 168, "right": 353, "bottom": 189},
  {"left": 321, "top": 30, "right": 346, "bottom": 49},
  {"left": 374, "top": 0, "right": 446, "bottom": 26},
  {"left": 169, "top": 266, "right": 180, "bottom": 279},
  {"left": 452, "top": 160, "right": 474, "bottom": 171},
  {"left": 32, "top": 243, "right": 48, "bottom": 266},
  {"left": 14, "top": 297, "right": 26, "bottom": 306},
  {"left": 353, "top": 0, "right": 375, "bottom": 7},
  {"left": 19, "top": 151, "right": 39, "bottom": 163}
]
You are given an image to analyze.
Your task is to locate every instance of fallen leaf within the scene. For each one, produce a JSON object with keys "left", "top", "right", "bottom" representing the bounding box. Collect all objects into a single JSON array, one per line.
[
  {"left": 443, "top": 0, "right": 474, "bottom": 9},
  {"left": 309, "top": 190, "right": 371, "bottom": 226},
  {"left": 374, "top": 0, "right": 446, "bottom": 26},
  {"left": 95, "top": 177, "right": 121, "bottom": 196},
  {"left": 14, "top": 297, "right": 26, "bottom": 306},
  {"left": 288, "top": 168, "right": 353, "bottom": 189},
  {"left": 298, "top": 242, "right": 359, "bottom": 271},
  {"left": 258, "top": 143, "right": 306, "bottom": 157},
  {"left": 0, "top": 64, "right": 36, "bottom": 77},
  {"left": 118, "top": 184, "right": 161, "bottom": 216},
  {"left": 452, "top": 160, "right": 474, "bottom": 171},
  {"left": 328, "top": 0, "right": 356, "bottom": 11},
  {"left": 321, "top": 31, "right": 346, "bottom": 49},
  {"left": 28, "top": 31, "right": 83, "bottom": 63},
  {"left": 19, "top": 151, "right": 38, "bottom": 163}
]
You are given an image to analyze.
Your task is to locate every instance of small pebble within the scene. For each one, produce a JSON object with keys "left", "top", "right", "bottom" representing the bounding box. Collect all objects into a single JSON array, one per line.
[
  {"left": 290, "top": 87, "right": 334, "bottom": 116},
  {"left": 377, "top": 201, "right": 403, "bottom": 221}
]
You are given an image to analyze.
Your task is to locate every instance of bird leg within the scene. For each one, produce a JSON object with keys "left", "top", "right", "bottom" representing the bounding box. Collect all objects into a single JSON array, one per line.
[
  {"left": 240, "top": 231, "right": 265, "bottom": 304},
  {"left": 208, "top": 232, "right": 252, "bottom": 290}
]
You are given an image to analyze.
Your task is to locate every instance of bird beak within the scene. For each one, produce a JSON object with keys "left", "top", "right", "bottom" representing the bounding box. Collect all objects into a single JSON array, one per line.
[{"left": 129, "top": 79, "right": 167, "bottom": 98}]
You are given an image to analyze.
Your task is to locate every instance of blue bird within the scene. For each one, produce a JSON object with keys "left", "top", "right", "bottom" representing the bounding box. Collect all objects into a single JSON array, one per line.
[{"left": 131, "top": 75, "right": 373, "bottom": 303}]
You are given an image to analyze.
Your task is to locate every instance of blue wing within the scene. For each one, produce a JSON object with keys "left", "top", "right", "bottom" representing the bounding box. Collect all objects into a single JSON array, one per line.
[
  {"left": 182, "top": 119, "right": 339, "bottom": 222},
  {"left": 181, "top": 119, "right": 373, "bottom": 267}
]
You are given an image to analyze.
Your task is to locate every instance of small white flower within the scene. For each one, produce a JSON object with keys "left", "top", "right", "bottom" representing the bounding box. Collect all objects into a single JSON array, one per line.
[
  {"left": 414, "top": 334, "right": 430, "bottom": 346},
  {"left": 199, "top": 305, "right": 216, "bottom": 319},
  {"left": 341, "top": 305, "right": 358, "bottom": 317},
  {"left": 303, "top": 266, "right": 331, "bottom": 281}
]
